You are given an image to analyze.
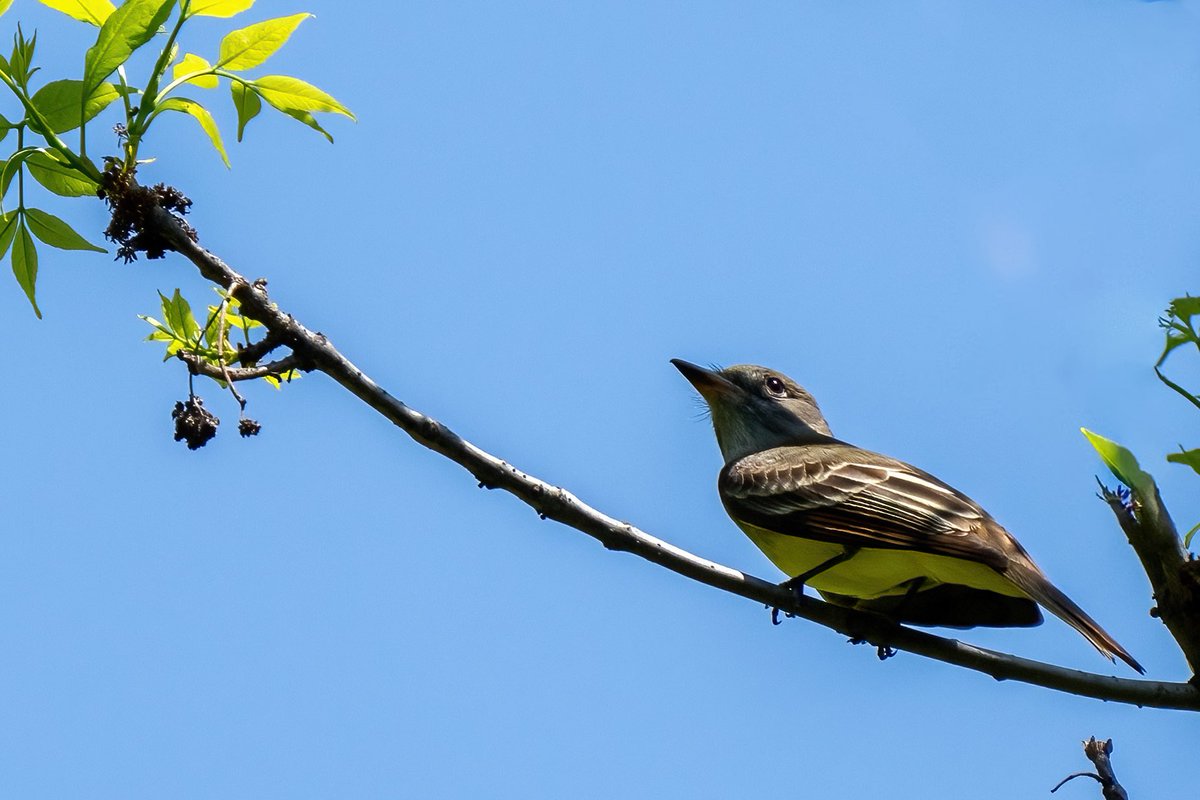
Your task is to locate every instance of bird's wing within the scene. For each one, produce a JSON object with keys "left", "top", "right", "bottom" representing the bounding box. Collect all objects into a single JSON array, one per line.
[{"left": 719, "top": 444, "right": 1011, "bottom": 569}]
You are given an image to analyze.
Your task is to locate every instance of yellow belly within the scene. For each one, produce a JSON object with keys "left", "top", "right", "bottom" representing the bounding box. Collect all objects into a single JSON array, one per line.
[{"left": 738, "top": 523, "right": 1026, "bottom": 600}]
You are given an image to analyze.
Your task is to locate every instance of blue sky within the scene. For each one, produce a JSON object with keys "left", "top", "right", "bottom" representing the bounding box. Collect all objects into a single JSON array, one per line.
[{"left": 2, "top": 1, "right": 1199, "bottom": 796}]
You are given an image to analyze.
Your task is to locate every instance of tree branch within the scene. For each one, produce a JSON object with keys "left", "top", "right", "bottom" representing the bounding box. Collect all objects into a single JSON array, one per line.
[
  {"left": 176, "top": 351, "right": 306, "bottom": 382},
  {"left": 143, "top": 204, "right": 1200, "bottom": 712},
  {"left": 1100, "top": 483, "right": 1200, "bottom": 677},
  {"left": 1051, "top": 738, "right": 1128, "bottom": 800},
  {"left": 233, "top": 329, "right": 285, "bottom": 364},
  {"left": 1083, "top": 737, "right": 1129, "bottom": 800}
]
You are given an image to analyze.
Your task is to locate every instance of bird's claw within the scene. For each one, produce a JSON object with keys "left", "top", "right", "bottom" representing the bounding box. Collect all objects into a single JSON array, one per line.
[{"left": 769, "top": 605, "right": 796, "bottom": 625}]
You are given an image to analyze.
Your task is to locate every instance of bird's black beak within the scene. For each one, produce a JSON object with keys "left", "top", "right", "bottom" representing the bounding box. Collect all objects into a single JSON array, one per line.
[{"left": 670, "top": 359, "right": 741, "bottom": 403}]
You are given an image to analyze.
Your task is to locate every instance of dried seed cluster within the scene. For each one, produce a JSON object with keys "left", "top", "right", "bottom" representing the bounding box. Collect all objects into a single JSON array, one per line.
[
  {"left": 100, "top": 167, "right": 197, "bottom": 262},
  {"left": 172, "top": 397, "right": 219, "bottom": 450}
]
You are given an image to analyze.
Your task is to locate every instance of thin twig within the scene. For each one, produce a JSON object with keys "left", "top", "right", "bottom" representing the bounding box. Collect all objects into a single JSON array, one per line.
[
  {"left": 144, "top": 203, "right": 1200, "bottom": 712},
  {"left": 1051, "top": 771, "right": 1101, "bottom": 794},
  {"left": 1155, "top": 365, "right": 1200, "bottom": 413},
  {"left": 213, "top": 297, "right": 247, "bottom": 411}
]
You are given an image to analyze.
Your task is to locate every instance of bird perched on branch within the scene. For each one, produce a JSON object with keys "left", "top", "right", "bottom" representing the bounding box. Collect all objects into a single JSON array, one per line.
[{"left": 672, "top": 359, "right": 1142, "bottom": 673}]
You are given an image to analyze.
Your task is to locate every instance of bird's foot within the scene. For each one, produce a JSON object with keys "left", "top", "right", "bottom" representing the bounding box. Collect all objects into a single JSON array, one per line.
[
  {"left": 847, "top": 637, "right": 898, "bottom": 661},
  {"left": 770, "top": 571, "right": 813, "bottom": 625},
  {"left": 769, "top": 605, "right": 797, "bottom": 625}
]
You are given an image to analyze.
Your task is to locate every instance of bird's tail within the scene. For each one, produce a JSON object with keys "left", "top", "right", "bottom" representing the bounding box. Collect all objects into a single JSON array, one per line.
[{"left": 1006, "top": 563, "right": 1144, "bottom": 674}]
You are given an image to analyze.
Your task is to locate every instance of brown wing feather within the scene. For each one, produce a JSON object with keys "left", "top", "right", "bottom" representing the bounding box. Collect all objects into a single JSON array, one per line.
[{"left": 720, "top": 443, "right": 1012, "bottom": 570}]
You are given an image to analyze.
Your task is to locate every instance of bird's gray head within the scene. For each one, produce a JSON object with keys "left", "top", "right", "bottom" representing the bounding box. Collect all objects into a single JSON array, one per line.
[{"left": 671, "top": 359, "right": 834, "bottom": 463}]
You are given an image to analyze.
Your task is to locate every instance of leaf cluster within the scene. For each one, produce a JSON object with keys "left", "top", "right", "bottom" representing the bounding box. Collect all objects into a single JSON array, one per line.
[
  {"left": 1156, "top": 296, "right": 1200, "bottom": 545},
  {"left": 0, "top": 0, "right": 353, "bottom": 316},
  {"left": 1083, "top": 294, "right": 1200, "bottom": 548},
  {"left": 140, "top": 286, "right": 299, "bottom": 389}
]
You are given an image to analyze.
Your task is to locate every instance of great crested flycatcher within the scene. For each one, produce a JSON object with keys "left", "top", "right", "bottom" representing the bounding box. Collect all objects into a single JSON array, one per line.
[{"left": 672, "top": 359, "right": 1142, "bottom": 673}]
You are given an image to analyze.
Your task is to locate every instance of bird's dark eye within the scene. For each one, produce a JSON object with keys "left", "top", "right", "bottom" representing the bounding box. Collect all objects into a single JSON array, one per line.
[{"left": 764, "top": 376, "right": 787, "bottom": 397}]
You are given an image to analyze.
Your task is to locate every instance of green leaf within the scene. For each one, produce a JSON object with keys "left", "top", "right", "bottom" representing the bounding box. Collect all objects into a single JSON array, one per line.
[
  {"left": 1166, "top": 448, "right": 1200, "bottom": 477},
  {"left": 29, "top": 79, "right": 125, "bottom": 133},
  {"left": 1167, "top": 296, "right": 1200, "bottom": 325},
  {"left": 8, "top": 27, "right": 36, "bottom": 87},
  {"left": 23, "top": 208, "right": 105, "bottom": 252},
  {"left": 0, "top": 147, "right": 41, "bottom": 200},
  {"left": 160, "top": 288, "right": 199, "bottom": 343},
  {"left": 1081, "top": 428, "right": 1157, "bottom": 498},
  {"left": 264, "top": 369, "right": 300, "bottom": 389},
  {"left": 139, "top": 312, "right": 189, "bottom": 360},
  {"left": 230, "top": 80, "right": 260, "bottom": 141},
  {"left": 37, "top": 0, "right": 115, "bottom": 26},
  {"left": 253, "top": 75, "right": 353, "bottom": 118},
  {"left": 138, "top": 314, "right": 173, "bottom": 338},
  {"left": 83, "top": 0, "right": 174, "bottom": 96},
  {"left": 159, "top": 290, "right": 179, "bottom": 333},
  {"left": 217, "top": 13, "right": 310, "bottom": 71},
  {"left": 26, "top": 151, "right": 101, "bottom": 197},
  {"left": 172, "top": 52, "right": 218, "bottom": 88},
  {"left": 164, "top": 342, "right": 183, "bottom": 359},
  {"left": 209, "top": 300, "right": 261, "bottom": 332},
  {"left": 202, "top": 309, "right": 222, "bottom": 348},
  {"left": 155, "top": 97, "right": 229, "bottom": 167},
  {"left": 0, "top": 209, "right": 19, "bottom": 259},
  {"left": 1184, "top": 520, "right": 1200, "bottom": 550},
  {"left": 11, "top": 220, "right": 41, "bottom": 318},
  {"left": 186, "top": 0, "right": 254, "bottom": 18},
  {"left": 278, "top": 107, "right": 332, "bottom": 143},
  {"left": 1157, "top": 297, "right": 1200, "bottom": 368},
  {"left": 6, "top": 37, "right": 22, "bottom": 82},
  {"left": 147, "top": 330, "right": 175, "bottom": 348},
  {"left": 1157, "top": 329, "right": 1194, "bottom": 367}
]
